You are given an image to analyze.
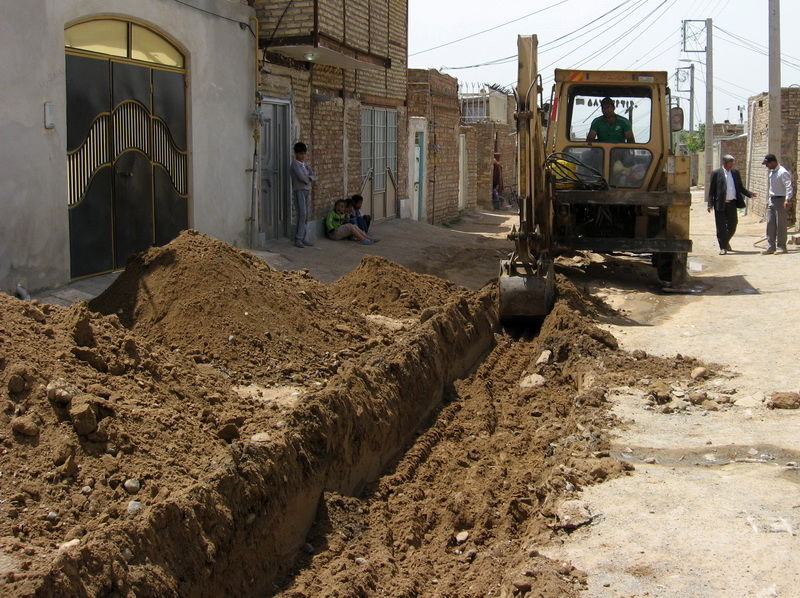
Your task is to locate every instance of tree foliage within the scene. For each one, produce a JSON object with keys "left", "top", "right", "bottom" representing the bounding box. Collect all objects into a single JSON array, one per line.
[{"left": 679, "top": 123, "right": 705, "bottom": 153}]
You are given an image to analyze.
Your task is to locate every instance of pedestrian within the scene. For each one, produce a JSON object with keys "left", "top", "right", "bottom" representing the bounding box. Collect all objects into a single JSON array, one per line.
[
  {"left": 492, "top": 153, "right": 504, "bottom": 210},
  {"left": 761, "top": 153, "right": 793, "bottom": 255},
  {"left": 706, "top": 154, "right": 755, "bottom": 254},
  {"left": 290, "top": 141, "right": 317, "bottom": 248}
]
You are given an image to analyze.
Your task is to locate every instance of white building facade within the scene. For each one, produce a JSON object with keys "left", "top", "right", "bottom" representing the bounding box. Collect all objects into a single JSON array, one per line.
[{"left": 1, "top": 0, "right": 256, "bottom": 293}]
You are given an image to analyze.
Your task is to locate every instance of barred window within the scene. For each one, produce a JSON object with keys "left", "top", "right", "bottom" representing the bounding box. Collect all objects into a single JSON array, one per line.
[{"left": 361, "top": 107, "right": 397, "bottom": 191}]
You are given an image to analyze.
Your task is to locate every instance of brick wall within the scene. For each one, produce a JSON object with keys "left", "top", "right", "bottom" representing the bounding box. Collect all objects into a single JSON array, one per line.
[
  {"left": 746, "top": 89, "right": 800, "bottom": 219},
  {"left": 255, "top": 0, "right": 408, "bottom": 230},
  {"left": 460, "top": 126, "right": 478, "bottom": 210},
  {"left": 718, "top": 137, "right": 748, "bottom": 184},
  {"left": 254, "top": 1, "right": 314, "bottom": 38},
  {"left": 471, "top": 121, "right": 516, "bottom": 209},
  {"left": 408, "top": 69, "right": 461, "bottom": 223}
]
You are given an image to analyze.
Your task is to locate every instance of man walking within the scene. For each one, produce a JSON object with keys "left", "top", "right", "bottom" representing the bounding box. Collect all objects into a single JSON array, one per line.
[
  {"left": 762, "top": 153, "right": 793, "bottom": 255},
  {"left": 706, "top": 154, "right": 755, "bottom": 254}
]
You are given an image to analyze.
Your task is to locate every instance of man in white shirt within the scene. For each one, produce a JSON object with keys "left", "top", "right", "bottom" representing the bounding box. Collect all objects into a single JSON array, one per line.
[{"left": 761, "top": 153, "right": 794, "bottom": 255}]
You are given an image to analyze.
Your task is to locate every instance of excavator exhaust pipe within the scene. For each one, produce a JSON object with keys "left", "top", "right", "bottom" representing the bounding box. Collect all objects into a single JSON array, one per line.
[{"left": 498, "top": 259, "right": 555, "bottom": 322}]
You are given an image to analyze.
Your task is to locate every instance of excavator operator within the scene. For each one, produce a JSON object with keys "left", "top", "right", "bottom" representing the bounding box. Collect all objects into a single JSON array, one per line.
[{"left": 586, "top": 96, "right": 635, "bottom": 143}]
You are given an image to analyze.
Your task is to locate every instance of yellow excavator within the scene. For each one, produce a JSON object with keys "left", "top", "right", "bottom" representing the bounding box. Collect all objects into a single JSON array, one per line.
[{"left": 499, "top": 35, "right": 692, "bottom": 321}]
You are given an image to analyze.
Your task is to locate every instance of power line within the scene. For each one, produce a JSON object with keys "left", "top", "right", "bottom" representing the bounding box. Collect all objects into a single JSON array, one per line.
[
  {"left": 626, "top": 37, "right": 680, "bottom": 70},
  {"left": 560, "top": 0, "right": 673, "bottom": 71},
  {"left": 714, "top": 25, "right": 800, "bottom": 70},
  {"left": 436, "top": 0, "right": 641, "bottom": 72},
  {"left": 595, "top": 0, "right": 679, "bottom": 69},
  {"left": 539, "top": 0, "right": 655, "bottom": 72},
  {"left": 539, "top": 0, "right": 642, "bottom": 53},
  {"left": 409, "top": 0, "right": 571, "bottom": 57}
]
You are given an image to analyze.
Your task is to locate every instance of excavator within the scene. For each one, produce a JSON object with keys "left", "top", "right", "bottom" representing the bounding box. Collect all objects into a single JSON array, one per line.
[{"left": 499, "top": 35, "right": 692, "bottom": 321}]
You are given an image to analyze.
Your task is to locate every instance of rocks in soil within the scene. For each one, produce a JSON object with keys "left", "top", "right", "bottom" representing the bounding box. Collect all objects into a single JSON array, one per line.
[
  {"left": 554, "top": 499, "right": 594, "bottom": 530},
  {"left": 520, "top": 373, "right": 546, "bottom": 388},
  {"left": 69, "top": 397, "right": 98, "bottom": 436},
  {"left": 123, "top": 479, "right": 141, "bottom": 495},
  {"left": 766, "top": 392, "right": 800, "bottom": 409},
  {"left": 46, "top": 379, "right": 80, "bottom": 407},
  {"left": 11, "top": 416, "right": 40, "bottom": 437}
]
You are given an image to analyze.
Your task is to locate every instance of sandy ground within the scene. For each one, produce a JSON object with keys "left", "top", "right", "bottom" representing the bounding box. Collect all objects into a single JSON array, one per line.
[{"left": 543, "top": 191, "right": 800, "bottom": 598}]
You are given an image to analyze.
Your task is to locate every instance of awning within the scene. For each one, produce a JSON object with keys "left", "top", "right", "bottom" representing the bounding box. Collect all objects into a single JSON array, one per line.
[{"left": 268, "top": 44, "right": 385, "bottom": 71}]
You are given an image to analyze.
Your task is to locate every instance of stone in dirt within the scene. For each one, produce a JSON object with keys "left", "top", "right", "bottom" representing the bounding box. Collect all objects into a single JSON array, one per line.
[
  {"left": 554, "top": 500, "right": 595, "bottom": 530},
  {"left": 765, "top": 392, "right": 800, "bottom": 409}
]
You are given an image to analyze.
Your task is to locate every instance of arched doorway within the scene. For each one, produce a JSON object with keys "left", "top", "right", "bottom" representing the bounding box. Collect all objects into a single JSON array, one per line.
[{"left": 65, "top": 18, "right": 188, "bottom": 278}]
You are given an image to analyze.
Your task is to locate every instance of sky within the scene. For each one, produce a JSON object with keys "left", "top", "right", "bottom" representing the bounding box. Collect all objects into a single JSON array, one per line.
[{"left": 408, "top": 0, "right": 800, "bottom": 127}]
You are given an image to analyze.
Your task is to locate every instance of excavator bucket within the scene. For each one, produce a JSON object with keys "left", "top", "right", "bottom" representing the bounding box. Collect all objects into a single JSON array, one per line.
[{"left": 498, "top": 259, "right": 554, "bottom": 321}]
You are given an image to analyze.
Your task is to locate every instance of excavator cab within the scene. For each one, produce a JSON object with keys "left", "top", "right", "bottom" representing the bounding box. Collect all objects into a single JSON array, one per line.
[
  {"left": 545, "top": 70, "right": 691, "bottom": 275},
  {"left": 499, "top": 36, "right": 692, "bottom": 323}
]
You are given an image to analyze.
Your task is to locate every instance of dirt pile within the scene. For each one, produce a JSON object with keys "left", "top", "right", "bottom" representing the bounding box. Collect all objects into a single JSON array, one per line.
[
  {"left": 0, "top": 232, "right": 493, "bottom": 596},
  {"left": 1, "top": 230, "right": 710, "bottom": 598}
]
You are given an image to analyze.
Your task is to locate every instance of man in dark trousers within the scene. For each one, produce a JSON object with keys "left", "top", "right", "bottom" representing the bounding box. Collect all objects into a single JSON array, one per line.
[{"left": 707, "top": 154, "right": 756, "bottom": 254}]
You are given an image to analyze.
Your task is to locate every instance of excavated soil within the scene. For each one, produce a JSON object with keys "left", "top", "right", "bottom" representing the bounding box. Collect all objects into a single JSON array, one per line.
[{"left": 1, "top": 231, "right": 707, "bottom": 597}]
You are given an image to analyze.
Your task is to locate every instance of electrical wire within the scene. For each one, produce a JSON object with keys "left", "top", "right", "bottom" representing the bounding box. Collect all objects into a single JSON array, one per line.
[
  {"left": 545, "top": 0, "right": 671, "bottom": 73},
  {"left": 437, "top": 0, "right": 641, "bottom": 72},
  {"left": 172, "top": 0, "right": 254, "bottom": 35},
  {"left": 538, "top": 0, "right": 643, "bottom": 53},
  {"left": 595, "top": 0, "right": 679, "bottom": 69},
  {"left": 409, "top": 0, "right": 571, "bottom": 57},
  {"left": 714, "top": 26, "right": 800, "bottom": 71}
]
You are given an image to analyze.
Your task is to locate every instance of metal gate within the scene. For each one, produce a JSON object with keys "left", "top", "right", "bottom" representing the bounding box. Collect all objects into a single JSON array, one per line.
[
  {"left": 259, "top": 101, "right": 291, "bottom": 241},
  {"left": 66, "top": 52, "right": 187, "bottom": 278}
]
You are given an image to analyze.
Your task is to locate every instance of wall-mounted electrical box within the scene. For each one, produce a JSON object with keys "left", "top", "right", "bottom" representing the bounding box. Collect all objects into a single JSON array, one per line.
[{"left": 44, "top": 102, "right": 55, "bottom": 129}]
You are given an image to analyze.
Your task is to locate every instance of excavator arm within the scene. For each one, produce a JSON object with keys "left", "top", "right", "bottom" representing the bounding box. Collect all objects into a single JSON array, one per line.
[{"left": 498, "top": 35, "right": 555, "bottom": 321}]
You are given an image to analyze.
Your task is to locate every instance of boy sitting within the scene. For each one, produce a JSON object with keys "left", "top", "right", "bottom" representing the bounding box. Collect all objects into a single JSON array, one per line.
[
  {"left": 325, "top": 199, "right": 379, "bottom": 245},
  {"left": 347, "top": 194, "right": 372, "bottom": 233}
]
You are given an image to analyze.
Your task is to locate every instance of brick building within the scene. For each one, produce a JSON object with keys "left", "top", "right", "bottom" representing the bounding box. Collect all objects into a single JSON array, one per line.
[
  {"left": 745, "top": 88, "right": 800, "bottom": 219},
  {"left": 252, "top": 0, "right": 408, "bottom": 242},
  {"left": 407, "top": 69, "right": 463, "bottom": 223},
  {"left": 711, "top": 122, "right": 748, "bottom": 187}
]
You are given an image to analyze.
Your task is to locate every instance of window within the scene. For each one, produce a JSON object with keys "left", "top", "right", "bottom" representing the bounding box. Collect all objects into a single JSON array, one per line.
[
  {"left": 567, "top": 85, "right": 652, "bottom": 143},
  {"left": 66, "top": 19, "right": 184, "bottom": 69},
  {"left": 361, "top": 107, "right": 397, "bottom": 191},
  {"left": 609, "top": 148, "right": 652, "bottom": 188}
]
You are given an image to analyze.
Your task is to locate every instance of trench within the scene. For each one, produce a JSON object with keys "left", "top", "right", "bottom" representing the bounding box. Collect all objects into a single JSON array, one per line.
[
  {"left": 39, "top": 290, "right": 505, "bottom": 596},
  {"left": 34, "top": 285, "right": 629, "bottom": 598}
]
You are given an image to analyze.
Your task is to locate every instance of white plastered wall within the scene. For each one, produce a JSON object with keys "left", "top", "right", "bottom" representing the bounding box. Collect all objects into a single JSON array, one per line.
[{"left": 0, "top": 0, "right": 255, "bottom": 293}]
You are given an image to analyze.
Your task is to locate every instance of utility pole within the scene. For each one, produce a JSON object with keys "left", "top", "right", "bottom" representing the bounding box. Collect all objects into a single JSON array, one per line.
[
  {"left": 688, "top": 62, "right": 695, "bottom": 132},
  {"left": 768, "top": 0, "right": 781, "bottom": 159},
  {"left": 704, "top": 17, "right": 713, "bottom": 191}
]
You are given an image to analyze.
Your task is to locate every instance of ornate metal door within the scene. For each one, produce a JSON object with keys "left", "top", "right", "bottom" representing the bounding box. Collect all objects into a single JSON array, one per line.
[{"left": 66, "top": 53, "right": 187, "bottom": 278}]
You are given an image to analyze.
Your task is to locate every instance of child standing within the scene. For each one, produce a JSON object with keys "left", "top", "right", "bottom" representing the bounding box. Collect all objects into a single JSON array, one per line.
[{"left": 289, "top": 142, "right": 317, "bottom": 248}]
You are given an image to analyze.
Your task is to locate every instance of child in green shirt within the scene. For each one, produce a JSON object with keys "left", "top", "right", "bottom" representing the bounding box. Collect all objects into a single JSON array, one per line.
[{"left": 325, "top": 199, "right": 378, "bottom": 244}]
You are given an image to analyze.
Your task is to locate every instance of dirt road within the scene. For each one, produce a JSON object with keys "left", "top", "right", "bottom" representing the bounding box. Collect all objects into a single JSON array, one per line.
[{"left": 543, "top": 191, "right": 800, "bottom": 597}]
